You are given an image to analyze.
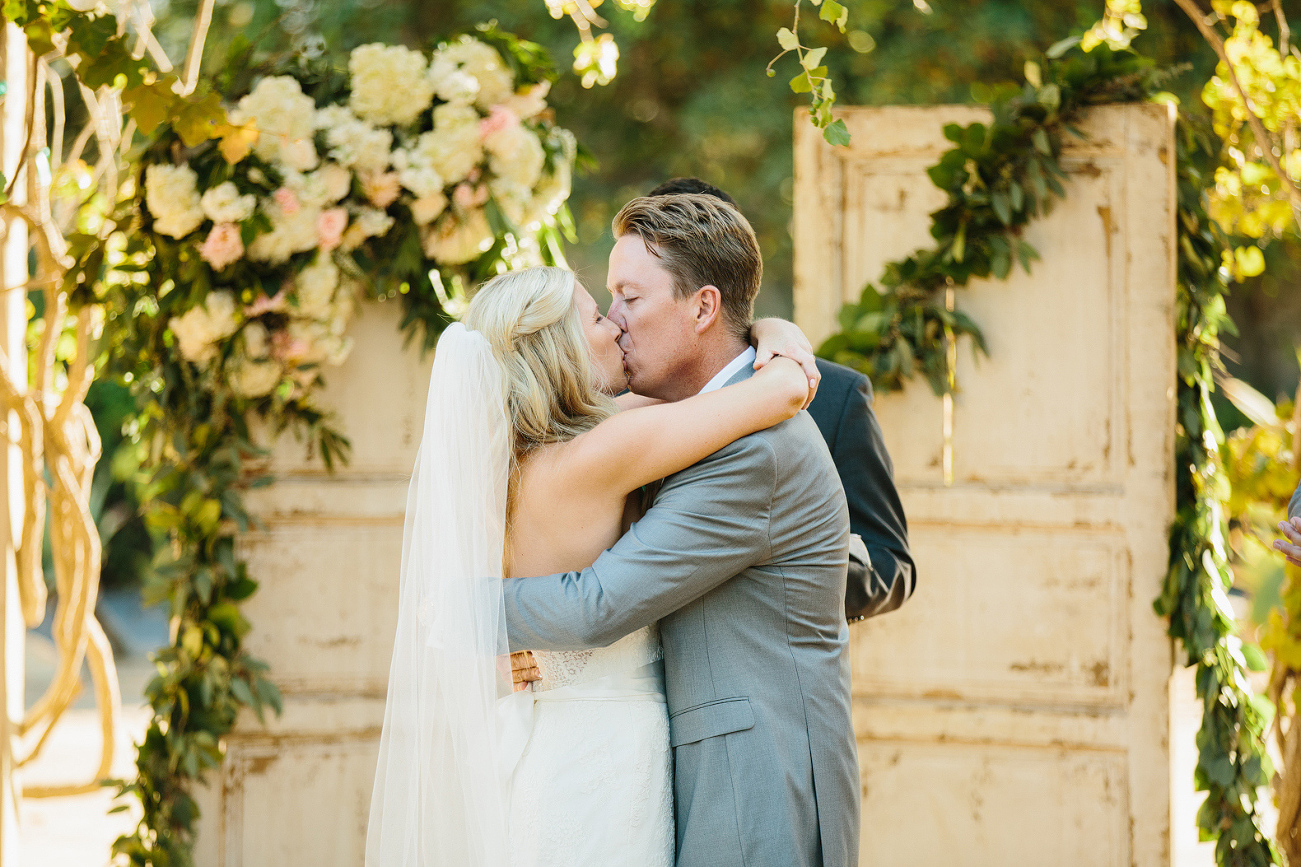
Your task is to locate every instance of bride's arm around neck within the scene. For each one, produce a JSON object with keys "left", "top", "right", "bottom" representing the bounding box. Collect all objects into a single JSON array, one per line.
[{"left": 545, "top": 356, "right": 809, "bottom": 500}]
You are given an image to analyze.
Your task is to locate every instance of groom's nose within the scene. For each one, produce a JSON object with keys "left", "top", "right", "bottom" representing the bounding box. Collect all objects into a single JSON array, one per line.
[{"left": 607, "top": 298, "right": 627, "bottom": 329}]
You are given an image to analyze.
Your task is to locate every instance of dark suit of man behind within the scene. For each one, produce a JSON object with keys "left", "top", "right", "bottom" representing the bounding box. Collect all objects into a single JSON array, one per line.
[{"left": 807, "top": 358, "right": 914, "bottom": 621}]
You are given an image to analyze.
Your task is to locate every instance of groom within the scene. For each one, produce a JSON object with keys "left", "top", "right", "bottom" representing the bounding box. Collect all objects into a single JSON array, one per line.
[{"left": 502, "top": 194, "right": 859, "bottom": 867}]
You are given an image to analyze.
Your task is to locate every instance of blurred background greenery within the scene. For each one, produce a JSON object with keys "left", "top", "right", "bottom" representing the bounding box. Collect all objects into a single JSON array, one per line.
[{"left": 86, "top": 0, "right": 1297, "bottom": 590}]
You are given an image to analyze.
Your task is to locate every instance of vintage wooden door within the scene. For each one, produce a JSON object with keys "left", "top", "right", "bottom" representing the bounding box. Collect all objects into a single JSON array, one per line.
[
  {"left": 795, "top": 103, "right": 1199, "bottom": 865},
  {"left": 193, "top": 300, "right": 429, "bottom": 865}
]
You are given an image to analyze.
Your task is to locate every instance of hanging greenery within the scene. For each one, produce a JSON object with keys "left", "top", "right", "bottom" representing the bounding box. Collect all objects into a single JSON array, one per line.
[
  {"left": 816, "top": 41, "right": 1280, "bottom": 864},
  {"left": 817, "top": 43, "right": 1165, "bottom": 394},
  {"left": 1162, "top": 114, "right": 1279, "bottom": 865},
  {"left": 52, "top": 24, "right": 579, "bottom": 865}
]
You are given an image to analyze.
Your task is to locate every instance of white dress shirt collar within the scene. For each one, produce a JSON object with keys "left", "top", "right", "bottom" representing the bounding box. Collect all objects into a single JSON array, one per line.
[{"left": 698, "top": 346, "right": 757, "bottom": 395}]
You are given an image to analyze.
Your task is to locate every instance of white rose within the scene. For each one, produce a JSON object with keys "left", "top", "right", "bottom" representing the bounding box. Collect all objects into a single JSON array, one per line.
[
  {"left": 168, "top": 290, "right": 241, "bottom": 363},
  {"left": 230, "top": 76, "right": 318, "bottom": 170},
  {"left": 503, "top": 82, "right": 551, "bottom": 121},
  {"left": 435, "top": 38, "right": 515, "bottom": 112},
  {"left": 410, "top": 192, "right": 448, "bottom": 226},
  {"left": 200, "top": 182, "right": 256, "bottom": 224},
  {"left": 431, "top": 67, "right": 479, "bottom": 105},
  {"left": 243, "top": 321, "right": 270, "bottom": 359},
  {"left": 414, "top": 125, "right": 481, "bottom": 187},
  {"left": 331, "top": 282, "right": 356, "bottom": 325},
  {"left": 296, "top": 255, "right": 340, "bottom": 318},
  {"left": 280, "top": 138, "right": 320, "bottom": 172},
  {"left": 484, "top": 124, "right": 545, "bottom": 191},
  {"left": 316, "top": 163, "right": 353, "bottom": 202},
  {"left": 202, "top": 291, "right": 241, "bottom": 340},
  {"left": 229, "top": 357, "right": 283, "bottom": 399},
  {"left": 356, "top": 206, "right": 395, "bottom": 238},
  {"left": 145, "top": 164, "right": 204, "bottom": 239},
  {"left": 349, "top": 44, "right": 436, "bottom": 127},
  {"left": 317, "top": 105, "right": 393, "bottom": 175},
  {"left": 397, "top": 165, "right": 444, "bottom": 200},
  {"left": 169, "top": 308, "right": 218, "bottom": 363},
  {"left": 422, "top": 209, "right": 494, "bottom": 265},
  {"left": 434, "top": 103, "right": 479, "bottom": 131},
  {"left": 246, "top": 198, "right": 321, "bottom": 264}
]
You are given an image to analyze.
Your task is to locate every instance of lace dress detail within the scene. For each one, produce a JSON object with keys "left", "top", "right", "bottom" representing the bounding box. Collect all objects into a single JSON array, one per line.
[
  {"left": 533, "top": 624, "right": 664, "bottom": 690},
  {"left": 508, "top": 624, "right": 673, "bottom": 867}
]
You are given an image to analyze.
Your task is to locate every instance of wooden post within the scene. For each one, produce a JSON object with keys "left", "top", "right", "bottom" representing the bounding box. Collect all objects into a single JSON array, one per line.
[{"left": 0, "top": 20, "right": 28, "bottom": 866}]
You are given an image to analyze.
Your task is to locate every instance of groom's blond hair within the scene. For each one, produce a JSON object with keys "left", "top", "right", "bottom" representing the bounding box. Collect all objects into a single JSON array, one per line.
[
  {"left": 465, "top": 267, "right": 615, "bottom": 466},
  {"left": 613, "top": 193, "right": 762, "bottom": 341}
]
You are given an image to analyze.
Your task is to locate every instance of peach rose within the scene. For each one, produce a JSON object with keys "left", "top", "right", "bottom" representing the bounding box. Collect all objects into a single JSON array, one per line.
[
  {"left": 199, "top": 223, "right": 245, "bottom": 271},
  {"left": 362, "top": 171, "right": 401, "bottom": 208},
  {"left": 317, "top": 208, "right": 348, "bottom": 252},
  {"left": 273, "top": 187, "right": 301, "bottom": 215}
]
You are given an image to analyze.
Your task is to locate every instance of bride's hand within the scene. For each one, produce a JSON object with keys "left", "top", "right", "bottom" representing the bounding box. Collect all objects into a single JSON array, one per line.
[
  {"left": 752, "top": 354, "right": 812, "bottom": 415},
  {"left": 510, "top": 650, "right": 540, "bottom": 692},
  {"left": 750, "top": 317, "right": 820, "bottom": 408}
]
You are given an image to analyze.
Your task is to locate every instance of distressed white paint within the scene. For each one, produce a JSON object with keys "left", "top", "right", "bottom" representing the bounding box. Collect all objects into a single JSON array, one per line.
[
  {"left": 795, "top": 103, "right": 1203, "bottom": 865},
  {"left": 194, "top": 300, "right": 428, "bottom": 866}
]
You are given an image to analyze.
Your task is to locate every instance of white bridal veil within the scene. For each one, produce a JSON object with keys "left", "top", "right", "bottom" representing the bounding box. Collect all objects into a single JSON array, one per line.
[{"left": 366, "top": 323, "right": 513, "bottom": 866}]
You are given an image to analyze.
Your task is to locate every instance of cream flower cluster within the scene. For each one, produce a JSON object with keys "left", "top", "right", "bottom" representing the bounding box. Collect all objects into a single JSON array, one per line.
[{"left": 149, "top": 36, "right": 575, "bottom": 400}]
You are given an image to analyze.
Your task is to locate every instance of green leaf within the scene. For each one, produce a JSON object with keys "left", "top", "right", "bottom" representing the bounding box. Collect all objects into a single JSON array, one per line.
[
  {"left": 801, "top": 47, "right": 827, "bottom": 71},
  {"left": 173, "top": 90, "right": 226, "bottom": 148},
  {"left": 822, "top": 119, "right": 851, "bottom": 147},
  {"left": 1047, "top": 36, "right": 1081, "bottom": 58},
  {"left": 1032, "top": 128, "right": 1052, "bottom": 156},
  {"left": 819, "top": 0, "right": 849, "bottom": 31},
  {"left": 207, "top": 601, "right": 251, "bottom": 640},
  {"left": 776, "top": 27, "right": 799, "bottom": 51},
  {"left": 1240, "top": 641, "right": 1268, "bottom": 673},
  {"left": 950, "top": 222, "right": 966, "bottom": 263},
  {"left": 229, "top": 676, "right": 254, "bottom": 707},
  {"left": 991, "top": 192, "right": 1011, "bottom": 226},
  {"left": 1009, "top": 182, "right": 1024, "bottom": 212},
  {"left": 789, "top": 71, "right": 813, "bottom": 94},
  {"left": 123, "top": 83, "right": 173, "bottom": 136}
]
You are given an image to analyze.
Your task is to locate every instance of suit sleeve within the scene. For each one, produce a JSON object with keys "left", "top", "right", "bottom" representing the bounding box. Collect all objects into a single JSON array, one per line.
[
  {"left": 503, "top": 435, "right": 776, "bottom": 651},
  {"left": 1291, "top": 482, "right": 1301, "bottom": 521},
  {"left": 836, "top": 375, "right": 915, "bottom": 616}
]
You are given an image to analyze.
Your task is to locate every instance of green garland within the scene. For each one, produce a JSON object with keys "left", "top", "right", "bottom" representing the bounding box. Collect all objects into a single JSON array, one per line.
[
  {"left": 817, "top": 42, "right": 1280, "bottom": 864},
  {"left": 56, "top": 27, "right": 577, "bottom": 867},
  {"left": 1162, "top": 116, "right": 1278, "bottom": 865}
]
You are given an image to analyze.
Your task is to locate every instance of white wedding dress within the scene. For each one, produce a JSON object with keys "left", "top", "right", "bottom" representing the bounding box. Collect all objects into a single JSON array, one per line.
[
  {"left": 500, "top": 624, "right": 674, "bottom": 867},
  {"left": 366, "top": 325, "right": 673, "bottom": 867}
]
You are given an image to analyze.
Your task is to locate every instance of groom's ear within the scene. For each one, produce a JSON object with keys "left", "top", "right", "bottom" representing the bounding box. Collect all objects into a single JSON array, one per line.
[{"left": 691, "top": 285, "right": 723, "bottom": 334}]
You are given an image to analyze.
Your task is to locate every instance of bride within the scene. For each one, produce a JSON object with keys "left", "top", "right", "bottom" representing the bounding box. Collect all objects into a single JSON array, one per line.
[{"left": 366, "top": 265, "right": 815, "bottom": 866}]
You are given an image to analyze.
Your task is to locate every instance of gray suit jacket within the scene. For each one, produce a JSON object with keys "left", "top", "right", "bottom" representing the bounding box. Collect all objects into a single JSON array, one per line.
[
  {"left": 1291, "top": 483, "right": 1300, "bottom": 520},
  {"left": 503, "top": 366, "right": 859, "bottom": 867}
]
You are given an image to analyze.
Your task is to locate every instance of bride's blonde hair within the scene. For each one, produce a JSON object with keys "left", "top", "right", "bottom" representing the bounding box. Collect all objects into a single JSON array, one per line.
[{"left": 464, "top": 266, "right": 616, "bottom": 466}]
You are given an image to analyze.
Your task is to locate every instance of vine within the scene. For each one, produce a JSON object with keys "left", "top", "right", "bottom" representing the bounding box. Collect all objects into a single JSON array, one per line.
[
  {"left": 768, "top": 0, "right": 852, "bottom": 146},
  {"left": 816, "top": 42, "right": 1280, "bottom": 863},
  {"left": 544, "top": 0, "right": 853, "bottom": 144},
  {"left": 53, "top": 26, "right": 579, "bottom": 866}
]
